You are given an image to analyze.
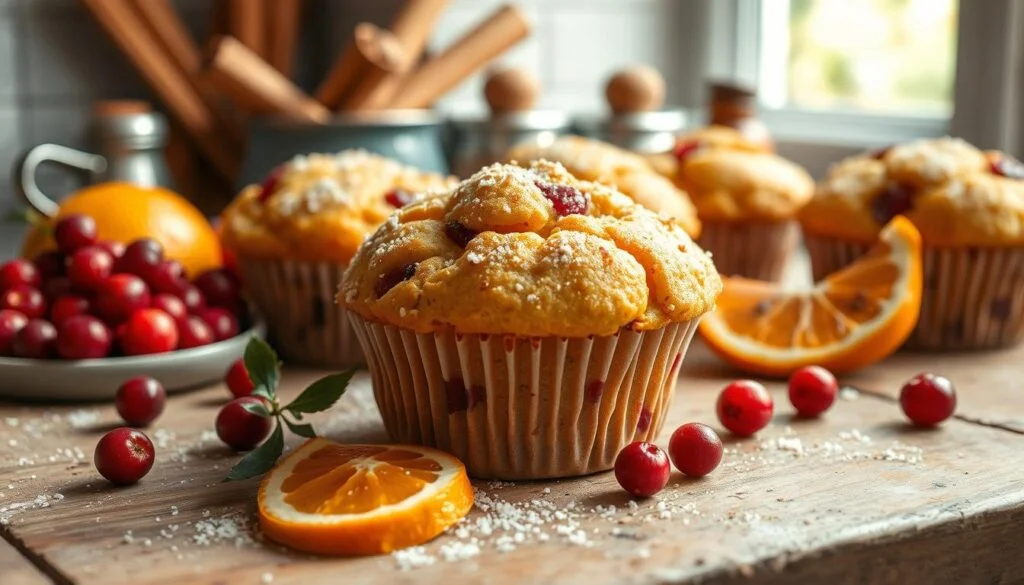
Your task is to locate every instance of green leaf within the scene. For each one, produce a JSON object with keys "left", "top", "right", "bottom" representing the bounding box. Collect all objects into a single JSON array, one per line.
[
  {"left": 285, "top": 366, "right": 357, "bottom": 415},
  {"left": 225, "top": 424, "right": 284, "bottom": 482},
  {"left": 283, "top": 417, "right": 316, "bottom": 439},
  {"left": 239, "top": 400, "right": 271, "bottom": 418},
  {"left": 244, "top": 337, "right": 280, "bottom": 400}
]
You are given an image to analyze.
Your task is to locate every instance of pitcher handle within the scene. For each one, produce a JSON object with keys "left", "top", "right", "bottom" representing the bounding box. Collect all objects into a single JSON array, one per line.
[{"left": 13, "top": 144, "right": 107, "bottom": 218}]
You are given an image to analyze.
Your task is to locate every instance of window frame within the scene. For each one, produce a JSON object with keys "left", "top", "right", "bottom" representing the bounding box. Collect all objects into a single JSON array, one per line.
[{"left": 700, "top": 0, "right": 1018, "bottom": 151}]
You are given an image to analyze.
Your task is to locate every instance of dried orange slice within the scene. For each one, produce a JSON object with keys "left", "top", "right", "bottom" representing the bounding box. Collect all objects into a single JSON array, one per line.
[
  {"left": 699, "top": 216, "right": 922, "bottom": 377},
  {"left": 258, "top": 439, "right": 473, "bottom": 556}
]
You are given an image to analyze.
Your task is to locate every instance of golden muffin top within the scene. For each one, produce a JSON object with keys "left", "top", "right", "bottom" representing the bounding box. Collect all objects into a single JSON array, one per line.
[
  {"left": 221, "top": 151, "right": 457, "bottom": 263},
  {"left": 666, "top": 126, "right": 814, "bottom": 222},
  {"left": 340, "top": 161, "right": 722, "bottom": 337},
  {"left": 800, "top": 137, "right": 1024, "bottom": 246},
  {"left": 506, "top": 135, "right": 702, "bottom": 238}
]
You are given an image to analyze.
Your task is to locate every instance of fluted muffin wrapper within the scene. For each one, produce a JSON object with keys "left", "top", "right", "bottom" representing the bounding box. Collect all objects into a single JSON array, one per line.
[
  {"left": 802, "top": 231, "right": 1024, "bottom": 350},
  {"left": 348, "top": 315, "right": 700, "bottom": 480},
  {"left": 238, "top": 257, "right": 362, "bottom": 367},
  {"left": 699, "top": 220, "right": 797, "bottom": 282}
]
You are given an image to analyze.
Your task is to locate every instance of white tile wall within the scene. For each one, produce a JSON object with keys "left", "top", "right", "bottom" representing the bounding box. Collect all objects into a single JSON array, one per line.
[{"left": 0, "top": 0, "right": 695, "bottom": 215}]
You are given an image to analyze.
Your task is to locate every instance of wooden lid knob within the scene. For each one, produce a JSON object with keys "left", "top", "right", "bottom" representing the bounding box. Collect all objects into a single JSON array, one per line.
[
  {"left": 92, "top": 100, "right": 153, "bottom": 118},
  {"left": 484, "top": 67, "right": 540, "bottom": 113},
  {"left": 605, "top": 66, "right": 665, "bottom": 113}
]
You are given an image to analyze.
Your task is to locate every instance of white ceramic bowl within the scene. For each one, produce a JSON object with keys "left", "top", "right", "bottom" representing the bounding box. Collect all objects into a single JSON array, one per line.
[{"left": 0, "top": 323, "right": 265, "bottom": 402}]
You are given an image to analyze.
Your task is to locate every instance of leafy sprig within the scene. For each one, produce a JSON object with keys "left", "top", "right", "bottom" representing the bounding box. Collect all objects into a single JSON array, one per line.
[{"left": 226, "top": 337, "right": 357, "bottom": 481}]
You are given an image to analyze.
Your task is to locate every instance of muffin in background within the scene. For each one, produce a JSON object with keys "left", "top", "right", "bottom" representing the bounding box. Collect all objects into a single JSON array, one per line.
[
  {"left": 341, "top": 160, "right": 722, "bottom": 479},
  {"left": 506, "top": 135, "right": 702, "bottom": 238},
  {"left": 800, "top": 136, "right": 1024, "bottom": 350},
  {"left": 662, "top": 126, "right": 814, "bottom": 282},
  {"left": 221, "top": 150, "right": 456, "bottom": 367}
]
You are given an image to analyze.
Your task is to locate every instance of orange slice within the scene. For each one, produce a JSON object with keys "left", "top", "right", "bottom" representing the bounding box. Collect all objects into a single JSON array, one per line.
[
  {"left": 699, "top": 216, "right": 922, "bottom": 377},
  {"left": 258, "top": 439, "right": 474, "bottom": 556}
]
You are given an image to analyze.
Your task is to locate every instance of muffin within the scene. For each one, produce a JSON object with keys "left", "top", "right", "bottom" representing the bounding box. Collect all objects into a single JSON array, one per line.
[
  {"left": 341, "top": 161, "right": 722, "bottom": 479},
  {"left": 664, "top": 126, "right": 814, "bottom": 281},
  {"left": 800, "top": 136, "right": 1024, "bottom": 350},
  {"left": 506, "top": 135, "right": 702, "bottom": 238},
  {"left": 221, "top": 150, "right": 456, "bottom": 367}
]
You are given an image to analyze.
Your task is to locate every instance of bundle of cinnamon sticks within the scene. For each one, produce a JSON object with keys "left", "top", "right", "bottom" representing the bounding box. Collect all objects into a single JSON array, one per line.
[{"left": 78, "top": 0, "right": 531, "bottom": 192}]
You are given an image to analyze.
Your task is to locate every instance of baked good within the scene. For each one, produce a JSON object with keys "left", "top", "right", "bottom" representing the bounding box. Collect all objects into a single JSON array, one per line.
[
  {"left": 666, "top": 126, "right": 814, "bottom": 281},
  {"left": 221, "top": 150, "right": 456, "bottom": 366},
  {"left": 800, "top": 136, "right": 1024, "bottom": 349},
  {"left": 506, "top": 135, "right": 702, "bottom": 238},
  {"left": 341, "top": 160, "right": 722, "bottom": 479}
]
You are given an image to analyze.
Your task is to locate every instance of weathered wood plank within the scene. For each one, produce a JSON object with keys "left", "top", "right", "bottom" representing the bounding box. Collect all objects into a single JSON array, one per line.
[
  {"left": 2, "top": 342, "right": 1023, "bottom": 585},
  {"left": 0, "top": 537, "right": 52, "bottom": 585}
]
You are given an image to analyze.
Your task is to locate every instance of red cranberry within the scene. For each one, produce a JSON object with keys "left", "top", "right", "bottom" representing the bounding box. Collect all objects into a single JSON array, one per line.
[
  {"left": 0, "top": 259, "right": 41, "bottom": 291},
  {"left": 120, "top": 309, "right": 179, "bottom": 356},
  {"left": 115, "top": 377, "right": 166, "bottom": 427},
  {"left": 668, "top": 422, "right": 724, "bottom": 478},
  {"left": 177, "top": 284, "right": 207, "bottom": 314},
  {"left": 374, "top": 263, "right": 418, "bottom": 298},
  {"left": 788, "top": 365, "right": 838, "bottom": 418},
  {"left": 116, "top": 238, "right": 164, "bottom": 276},
  {"left": 94, "top": 427, "right": 155, "bottom": 485},
  {"left": 11, "top": 319, "right": 57, "bottom": 359},
  {"left": 673, "top": 140, "right": 702, "bottom": 162},
  {"left": 384, "top": 188, "right": 415, "bottom": 208},
  {"left": 66, "top": 246, "right": 114, "bottom": 291},
  {"left": 94, "top": 274, "right": 151, "bottom": 325},
  {"left": 216, "top": 397, "right": 273, "bottom": 451},
  {"left": 193, "top": 269, "right": 241, "bottom": 310},
  {"left": 178, "top": 315, "right": 215, "bottom": 349},
  {"left": 53, "top": 214, "right": 98, "bottom": 254},
  {"left": 900, "top": 373, "right": 956, "bottom": 426},
  {"left": 1, "top": 285, "right": 47, "bottom": 319},
  {"left": 871, "top": 182, "right": 915, "bottom": 225},
  {"left": 49, "top": 294, "right": 92, "bottom": 326},
  {"left": 146, "top": 259, "right": 188, "bottom": 295},
  {"left": 535, "top": 181, "right": 588, "bottom": 216},
  {"left": 0, "top": 309, "right": 28, "bottom": 356},
  {"left": 56, "top": 315, "right": 112, "bottom": 359},
  {"left": 870, "top": 145, "right": 892, "bottom": 160},
  {"left": 33, "top": 251, "right": 65, "bottom": 280},
  {"left": 151, "top": 293, "right": 188, "bottom": 325},
  {"left": 41, "top": 277, "right": 72, "bottom": 301},
  {"left": 96, "top": 240, "right": 125, "bottom": 260},
  {"left": 614, "top": 441, "right": 671, "bottom": 497},
  {"left": 990, "top": 157, "right": 1024, "bottom": 180},
  {"left": 256, "top": 167, "right": 283, "bottom": 202},
  {"left": 225, "top": 358, "right": 255, "bottom": 398},
  {"left": 716, "top": 380, "right": 774, "bottom": 437},
  {"left": 197, "top": 307, "right": 239, "bottom": 341},
  {"left": 444, "top": 221, "right": 477, "bottom": 248}
]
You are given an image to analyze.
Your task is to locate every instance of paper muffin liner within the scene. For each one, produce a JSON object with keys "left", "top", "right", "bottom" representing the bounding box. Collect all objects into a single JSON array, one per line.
[
  {"left": 699, "top": 220, "right": 797, "bottom": 281},
  {"left": 801, "top": 232, "right": 1024, "bottom": 350},
  {"left": 238, "top": 257, "right": 362, "bottom": 367},
  {"left": 348, "top": 315, "right": 700, "bottom": 480}
]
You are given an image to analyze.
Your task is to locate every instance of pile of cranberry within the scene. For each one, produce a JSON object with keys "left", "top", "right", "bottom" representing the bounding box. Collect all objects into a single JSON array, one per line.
[{"left": 0, "top": 213, "right": 247, "bottom": 360}]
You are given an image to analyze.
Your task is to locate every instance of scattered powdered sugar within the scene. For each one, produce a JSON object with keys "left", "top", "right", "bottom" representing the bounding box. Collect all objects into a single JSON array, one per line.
[
  {"left": 839, "top": 388, "right": 860, "bottom": 401},
  {"left": 0, "top": 493, "right": 63, "bottom": 525},
  {"left": 740, "top": 427, "right": 924, "bottom": 467},
  {"left": 192, "top": 511, "right": 256, "bottom": 548},
  {"left": 66, "top": 409, "right": 101, "bottom": 429},
  {"left": 394, "top": 546, "right": 437, "bottom": 570}
]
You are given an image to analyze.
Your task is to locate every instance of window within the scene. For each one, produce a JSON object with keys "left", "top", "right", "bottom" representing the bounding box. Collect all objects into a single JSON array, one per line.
[{"left": 760, "top": 0, "right": 959, "bottom": 117}]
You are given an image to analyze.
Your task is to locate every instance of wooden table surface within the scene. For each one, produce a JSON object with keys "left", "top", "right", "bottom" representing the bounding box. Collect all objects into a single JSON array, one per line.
[{"left": 1, "top": 339, "right": 1023, "bottom": 585}]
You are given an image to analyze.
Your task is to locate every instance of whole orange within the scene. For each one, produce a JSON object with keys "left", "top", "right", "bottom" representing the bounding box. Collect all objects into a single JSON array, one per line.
[{"left": 21, "top": 182, "right": 222, "bottom": 278}]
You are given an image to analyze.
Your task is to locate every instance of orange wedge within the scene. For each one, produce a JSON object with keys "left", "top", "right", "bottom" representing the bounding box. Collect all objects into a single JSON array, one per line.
[
  {"left": 699, "top": 216, "right": 922, "bottom": 377},
  {"left": 258, "top": 439, "right": 474, "bottom": 556}
]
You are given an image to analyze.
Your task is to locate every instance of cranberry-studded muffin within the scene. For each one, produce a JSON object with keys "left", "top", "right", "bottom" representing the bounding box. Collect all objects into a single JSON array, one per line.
[
  {"left": 800, "top": 136, "right": 1024, "bottom": 349},
  {"left": 660, "top": 126, "right": 813, "bottom": 281},
  {"left": 341, "top": 161, "right": 722, "bottom": 479},
  {"left": 221, "top": 150, "right": 456, "bottom": 366},
  {"left": 506, "top": 135, "right": 702, "bottom": 238}
]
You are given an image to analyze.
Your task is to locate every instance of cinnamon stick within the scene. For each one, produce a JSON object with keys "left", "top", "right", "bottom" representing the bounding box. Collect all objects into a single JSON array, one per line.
[
  {"left": 80, "top": 0, "right": 239, "bottom": 181},
  {"left": 202, "top": 35, "right": 330, "bottom": 123},
  {"left": 265, "top": 0, "right": 303, "bottom": 76},
  {"left": 315, "top": 23, "right": 378, "bottom": 110},
  {"left": 389, "top": 4, "right": 530, "bottom": 109},
  {"left": 227, "top": 0, "right": 265, "bottom": 58},
  {"left": 342, "top": 28, "right": 409, "bottom": 112},
  {"left": 342, "top": 0, "right": 449, "bottom": 111}
]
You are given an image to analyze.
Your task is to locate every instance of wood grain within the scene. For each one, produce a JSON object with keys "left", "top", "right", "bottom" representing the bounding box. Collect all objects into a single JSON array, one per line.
[
  {"left": 2, "top": 341, "right": 1024, "bottom": 584},
  {"left": 0, "top": 538, "right": 51, "bottom": 585}
]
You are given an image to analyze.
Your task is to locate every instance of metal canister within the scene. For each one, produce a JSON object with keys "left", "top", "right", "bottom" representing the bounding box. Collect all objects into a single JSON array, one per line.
[{"left": 448, "top": 110, "right": 571, "bottom": 178}]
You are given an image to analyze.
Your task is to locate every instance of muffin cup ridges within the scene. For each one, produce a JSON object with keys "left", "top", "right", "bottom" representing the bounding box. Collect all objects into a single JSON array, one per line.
[{"left": 699, "top": 220, "right": 798, "bottom": 282}]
